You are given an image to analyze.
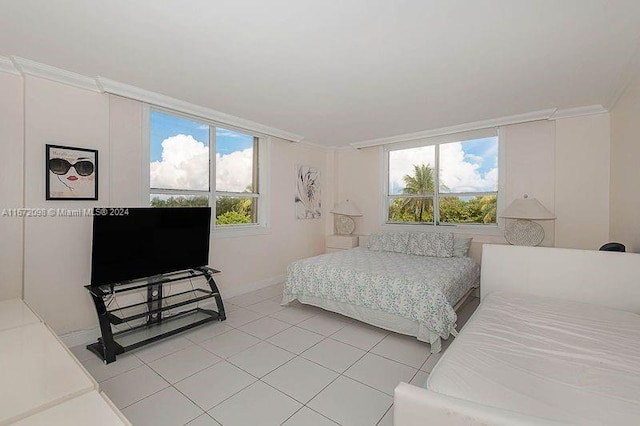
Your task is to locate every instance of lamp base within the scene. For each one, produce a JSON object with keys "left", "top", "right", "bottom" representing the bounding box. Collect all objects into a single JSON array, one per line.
[
  {"left": 335, "top": 215, "right": 356, "bottom": 235},
  {"left": 504, "top": 219, "right": 544, "bottom": 246}
]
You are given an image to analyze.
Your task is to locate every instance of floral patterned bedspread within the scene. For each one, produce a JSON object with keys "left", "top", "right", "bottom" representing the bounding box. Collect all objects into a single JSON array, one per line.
[{"left": 284, "top": 247, "right": 480, "bottom": 338}]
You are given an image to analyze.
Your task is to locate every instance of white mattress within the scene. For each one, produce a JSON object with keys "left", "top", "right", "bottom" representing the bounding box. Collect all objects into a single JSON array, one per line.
[{"left": 426, "top": 292, "right": 640, "bottom": 425}]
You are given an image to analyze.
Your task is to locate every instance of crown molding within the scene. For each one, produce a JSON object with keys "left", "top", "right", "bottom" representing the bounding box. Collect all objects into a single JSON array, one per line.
[
  {"left": 350, "top": 108, "right": 557, "bottom": 148},
  {"left": 296, "top": 139, "right": 328, "bottom": 149},
  {"left": 2, "top": 56, "right": 303, "bottom": 142},
  {"left": 96, "top": 77, "right": 304, "bottom": 143},
  {"left": 11, "top": 56, "right": 100, "bottom": 92},
  {"left": 0, "top": 56, "right": 19, "bottom": 75},
  {"left": 548, "top": 105, "right": 608, "bottom": 120}
]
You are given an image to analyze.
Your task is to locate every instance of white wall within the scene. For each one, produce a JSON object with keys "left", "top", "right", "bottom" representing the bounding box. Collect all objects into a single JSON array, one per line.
[
  {"left": 555, "top": 114, "right": 610, "bottom": 249},
  {"left": 0, "top": 72, "right": 24, "bottom": 300},
  {"left": 610, "top": 73, "right": 640, "bottom": 252},
  {"left": 333, "top": 116, "right": 611, "bottom": 256},
  {"left": 335, "top": 146, "right": 381, "bottom": 235},
  {"left": 109, "top": 95, "right": 143, "bottom": 206},
  {"left": 22, "top": 76, "right": 110, "bottom": 334},
  {"left": 502, "top": 120, "right": 556, "bottom": 247},
  {"left": 9, "top": 75, "right": 327, "bottom": 335}
]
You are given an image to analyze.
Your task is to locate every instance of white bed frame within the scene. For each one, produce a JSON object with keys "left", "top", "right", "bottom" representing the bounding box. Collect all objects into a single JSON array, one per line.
[
  {"left": 394, "top": 244, "right": 640, "bottom": 425},
  {"left": 481, "top": 244, "right": 640, "bottom": 313}
]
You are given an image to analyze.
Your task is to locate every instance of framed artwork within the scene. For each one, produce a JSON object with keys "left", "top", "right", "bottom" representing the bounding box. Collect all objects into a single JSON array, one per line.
[
  {"left": 46, "top": 144, "right": 98, "bottom": 200},
  {"left": 295, "top": 164, "right": 321, "bottom": 219}
]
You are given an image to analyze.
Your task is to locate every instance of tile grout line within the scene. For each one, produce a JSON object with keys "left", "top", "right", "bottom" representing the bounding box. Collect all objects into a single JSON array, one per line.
[{"left": 93, "top": 283, "right": 459, "bottom": 425}]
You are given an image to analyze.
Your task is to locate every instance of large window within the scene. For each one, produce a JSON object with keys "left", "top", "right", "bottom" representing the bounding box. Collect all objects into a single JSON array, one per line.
[
  {"left": 149, "top": 109, "right": 267, "bottom": 229},
  {"left": 385, "top": 131, "right": 499, "bottom": 226}
]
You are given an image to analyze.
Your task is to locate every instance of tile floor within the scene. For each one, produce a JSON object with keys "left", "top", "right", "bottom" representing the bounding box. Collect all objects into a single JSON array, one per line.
[{"left": 73, "top": 283, "right": 479, "bottom": 426}]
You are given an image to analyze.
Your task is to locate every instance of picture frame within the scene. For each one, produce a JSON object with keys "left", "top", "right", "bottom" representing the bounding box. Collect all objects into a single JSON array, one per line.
[
  {"left": 295, "top": 164, "right": 321, "bottom": 219},
  {"left": 46, "top": 144, "right": 98, "bottom": 200}
]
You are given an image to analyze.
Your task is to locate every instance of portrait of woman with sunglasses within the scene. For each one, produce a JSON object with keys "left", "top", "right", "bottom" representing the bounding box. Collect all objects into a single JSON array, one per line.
[{"left": 46, "top": 144, "right": 98, "bottom": 200}]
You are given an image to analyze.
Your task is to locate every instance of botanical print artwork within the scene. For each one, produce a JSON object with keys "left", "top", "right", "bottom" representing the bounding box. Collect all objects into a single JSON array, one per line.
[
  {"left": 295, "top": 165, "right": 321, "bottom": 219},
  {"left": 46, "top": 144, "right": 98, "bottom": 200}
]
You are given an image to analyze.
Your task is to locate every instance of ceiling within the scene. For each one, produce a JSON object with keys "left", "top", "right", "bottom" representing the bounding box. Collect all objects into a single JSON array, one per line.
[{"left": 1, "top": 0, "right": 640, "bottom": 147}]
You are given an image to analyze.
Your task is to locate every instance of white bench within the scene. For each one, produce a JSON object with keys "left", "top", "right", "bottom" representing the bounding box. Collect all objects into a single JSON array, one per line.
[{"left": 0, "top": 298, "right": 130, "bottom": 426}]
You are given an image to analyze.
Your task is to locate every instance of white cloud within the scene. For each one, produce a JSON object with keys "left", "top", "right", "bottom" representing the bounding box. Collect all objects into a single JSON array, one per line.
[
  {"left": 151, "top": 135, "right": 209, "bottom": 190},
  {"left": 215, "top": 149, "right": 253, "bottom": 192},
  {"left": 389, "top": 142, "right": 497, "bottom": 194},
  {"left": 464, "top": 153, "right": 483, "bottom": 164},
  {"left": 388, "top": 146, "right": 435, "bottom": 194},
  {"left": 150, "top": 134, "right": 253, "bottom": 193},
  {"left": 439, "top": 142, "right": 497, "bottom": 192}
]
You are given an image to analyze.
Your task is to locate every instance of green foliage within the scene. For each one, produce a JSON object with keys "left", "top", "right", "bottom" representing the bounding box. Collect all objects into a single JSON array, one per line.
[
  {"left": 439, "top": 195, "right": 497, "bottom": 224},
  {"left": 150, "top": 194, "right": 256, "bottom": 226},
  {"left": 216, "top": 210, "right": 251, "bottom": 225},
  {"left": 396, "top": 164, "right": 436, "bottom": 222},
  {"left": 387, "top": 163, "right": 497, "bottom": 224},
  {"left": 150, "top": 196, "right": 209, "bottom": 207}
]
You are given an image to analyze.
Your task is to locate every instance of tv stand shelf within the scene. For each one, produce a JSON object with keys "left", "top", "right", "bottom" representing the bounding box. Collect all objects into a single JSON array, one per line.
[
  {"left": 85, "top": 267, "right": 225, "bottom": 364},
  {"left": 107, "top": 288, "right": 218, "bottom": 324}
]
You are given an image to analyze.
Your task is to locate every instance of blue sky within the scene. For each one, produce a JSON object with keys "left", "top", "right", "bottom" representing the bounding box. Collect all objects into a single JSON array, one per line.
[
  {"left": 458, "top": 136, "right": 498, "bottom": 176},
  {"left": 150, "top": 110, "right": 253, "bottom": 162}
]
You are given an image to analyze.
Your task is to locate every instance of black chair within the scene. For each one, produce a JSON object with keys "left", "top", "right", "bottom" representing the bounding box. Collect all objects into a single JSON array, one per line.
[{"left": 599, "top": 242, "right": 625, "bottom": 252}]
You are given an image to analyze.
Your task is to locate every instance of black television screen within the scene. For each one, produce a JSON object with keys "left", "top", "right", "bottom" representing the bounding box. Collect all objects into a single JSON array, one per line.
[{"left": 90, "top": 207, "right": 211, "bottom": 286}]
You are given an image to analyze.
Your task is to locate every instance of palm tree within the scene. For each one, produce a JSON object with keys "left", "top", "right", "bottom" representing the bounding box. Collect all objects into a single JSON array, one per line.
[
  {"left": 399, "top": 164, "right": 435, "bottom": 221},
  {"left": 479, "top": 195, "right": 497, "bottom": 223}
]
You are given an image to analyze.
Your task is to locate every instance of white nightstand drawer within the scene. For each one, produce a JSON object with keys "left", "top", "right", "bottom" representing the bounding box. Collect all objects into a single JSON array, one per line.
[{"left": 326, "top": 234, "right": 359, "bottom": 250}]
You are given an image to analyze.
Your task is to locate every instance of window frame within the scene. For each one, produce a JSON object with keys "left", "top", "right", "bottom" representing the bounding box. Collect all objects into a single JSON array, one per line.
[
  {"left": 143, "top": 105, "right": 271, "bottom": 238},
  {"left": 381, "top": 128, "right": 504, "bottom": 235}
]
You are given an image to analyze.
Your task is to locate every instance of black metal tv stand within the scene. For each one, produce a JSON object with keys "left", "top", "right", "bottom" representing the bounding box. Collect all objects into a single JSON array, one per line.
[{"left": 85, "top": 267, "right": 225, "bottom": 364}]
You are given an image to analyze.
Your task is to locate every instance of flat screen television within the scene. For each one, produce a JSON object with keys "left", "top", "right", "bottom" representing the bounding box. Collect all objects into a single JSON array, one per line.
[{"left": 90, "top": 207, "right": 211, "bottom": 286}]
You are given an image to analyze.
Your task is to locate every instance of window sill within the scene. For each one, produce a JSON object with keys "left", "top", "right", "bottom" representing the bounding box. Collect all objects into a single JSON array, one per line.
[{"left": 212, "top": 224, "right": 271, "bottom": 239}]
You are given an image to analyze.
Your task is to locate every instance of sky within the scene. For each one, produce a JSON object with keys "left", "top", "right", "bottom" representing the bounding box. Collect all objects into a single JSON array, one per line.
[
  {"left": 150, "top": 110, "right": 498, "bottom": 196},
  {"left": 389, "top": 136, "right": 498, "bottom": 195},
  {"left": 150, "top": 111, "right": 255, "bottom": 192}
]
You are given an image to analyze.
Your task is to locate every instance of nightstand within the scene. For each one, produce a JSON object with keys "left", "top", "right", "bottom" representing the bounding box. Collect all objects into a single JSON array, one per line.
[{"left": 326, "top": 234, "right": 359, "bottom": 252}]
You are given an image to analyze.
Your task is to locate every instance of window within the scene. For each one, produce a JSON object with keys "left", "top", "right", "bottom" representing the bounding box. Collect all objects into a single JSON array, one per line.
[
  {"left": 148, "top": 109, "right": 268, "bottom": 231},
  {"left": 385, "top": 130, "right": 499, "bottom": 226}
]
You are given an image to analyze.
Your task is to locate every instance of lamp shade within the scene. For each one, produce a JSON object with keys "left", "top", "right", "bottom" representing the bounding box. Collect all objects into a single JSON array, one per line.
[
  {"left": 331, "top": 200, "right": 362, "bottom": 217},
  {"left": 501, "top": 196, "right": 555, "bottom": 220}
]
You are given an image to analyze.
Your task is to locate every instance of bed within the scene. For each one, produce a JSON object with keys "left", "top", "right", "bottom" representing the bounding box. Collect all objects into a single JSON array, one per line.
[
  {"left": 394, "top": 244, "right": 640, "bottom": 425},
  {"left": 282, "top": 232, "right": 480, "bottom": 353}
]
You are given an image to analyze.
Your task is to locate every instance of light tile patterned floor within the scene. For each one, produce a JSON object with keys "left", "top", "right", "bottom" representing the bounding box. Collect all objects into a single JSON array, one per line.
[{"left": 75, "top": 283, "right": 479, "bottom": 426}]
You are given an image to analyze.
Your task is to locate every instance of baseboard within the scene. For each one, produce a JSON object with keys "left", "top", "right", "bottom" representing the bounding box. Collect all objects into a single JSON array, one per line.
[
  {"left": 59, "top": 326, "right": 100, "bottom": 348},
  {"left": 58, "top": 274, "right": 287, "bottom": 348},
  {"left": 220, "top": 274, "right": 286, "bottom": 300}
]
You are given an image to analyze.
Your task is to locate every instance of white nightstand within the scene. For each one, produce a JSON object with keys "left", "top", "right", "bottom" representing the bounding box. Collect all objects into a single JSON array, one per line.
[{"left": 326, "top": 234, "right": 359, "bottom": 252}]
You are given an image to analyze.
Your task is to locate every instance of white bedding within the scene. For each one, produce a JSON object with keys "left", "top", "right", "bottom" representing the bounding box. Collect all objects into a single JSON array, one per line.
[
  {"left": 284, "top": 248, "right": 479, "bottom": 344},
  {"left": 427, "top": 291, "right": 640, "bottom": 425}
]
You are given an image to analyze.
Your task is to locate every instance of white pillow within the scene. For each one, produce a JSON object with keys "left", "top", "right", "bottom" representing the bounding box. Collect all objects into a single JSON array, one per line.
[
  {"left": 368, "top": 233, "right": 383, "bottom": 251},
  {"left": 407, "top": 232, "right": 454, "bottom": 257},
  {"left": 452, "top": 237, "right": 472, "bottom": 257},
  {"left": 368, "top": 232, "right": 410, "bottom": 253},
  {"left": 380, "top": 232, "right": 410, "bottom": 253}
]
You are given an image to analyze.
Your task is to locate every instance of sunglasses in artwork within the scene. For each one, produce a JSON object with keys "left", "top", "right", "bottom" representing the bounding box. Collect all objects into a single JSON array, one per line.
[{"left": 49, "top": 158, "right": 95, "bottom": 177}]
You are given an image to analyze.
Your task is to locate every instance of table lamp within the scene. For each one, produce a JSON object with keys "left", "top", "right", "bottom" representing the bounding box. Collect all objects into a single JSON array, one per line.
[
  {"left": 331, "top": 200, "right": 362, "bottom": 235},
  {"left": 500, "top": 194, "right": 555, "bottom": 246}
]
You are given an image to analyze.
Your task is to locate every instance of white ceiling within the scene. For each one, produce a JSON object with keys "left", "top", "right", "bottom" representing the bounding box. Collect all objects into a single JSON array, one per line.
[{"left": 1, "top": 0, "right": 640, "bottom": 147}]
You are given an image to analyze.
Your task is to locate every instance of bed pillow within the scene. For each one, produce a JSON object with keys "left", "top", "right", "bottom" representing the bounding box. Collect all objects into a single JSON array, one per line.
[
  {"left": 452, "top": 237, "right": 472, "bottom": 257},
  {"left": 367, "top": 232, "right": 410, "bottom": 253},
  {"left": 368, "top": 233, "right": 383, "bottom": 251},
  {"left": 380, "top": 232, "right": 410, "bottom": 253},
  {"left": 407, "top": 232, "right": 454, "bottom": 257}
]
